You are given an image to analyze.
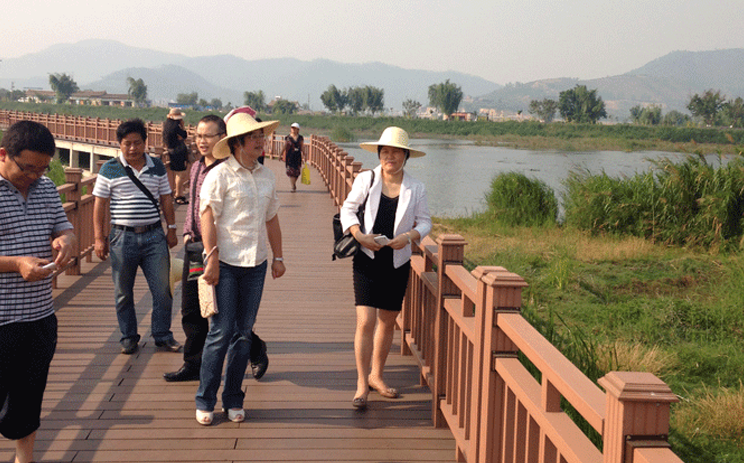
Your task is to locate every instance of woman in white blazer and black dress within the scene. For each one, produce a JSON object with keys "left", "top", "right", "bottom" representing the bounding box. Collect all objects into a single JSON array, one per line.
[{"left": 340, "top": 127, "right": 431, "bottom": 409}]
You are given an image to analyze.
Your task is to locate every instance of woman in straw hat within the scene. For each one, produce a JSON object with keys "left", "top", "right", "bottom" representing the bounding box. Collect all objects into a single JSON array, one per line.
[
  {"left": 195, "top": 113, "right": 286, "bottom": 425},
  {"left": 339, "top": 126, "right": 431, "bottom": 409}
]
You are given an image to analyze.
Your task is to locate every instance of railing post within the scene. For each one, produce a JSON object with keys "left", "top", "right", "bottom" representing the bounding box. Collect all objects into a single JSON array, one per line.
[
  {"left": 63, "top": 168, "right": 84, "bottom": 275},
  {"left": 598, "top": 372, "right": 679, "bottom": 463},
  {"left": 473, "top": 270, "right": 528, "bottom": 463},
  {"left": 432, "top": 234, "right": 468, "bottom": 428}
]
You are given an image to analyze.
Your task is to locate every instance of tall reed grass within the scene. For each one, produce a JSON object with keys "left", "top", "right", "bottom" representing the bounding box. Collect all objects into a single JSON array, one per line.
[
  {"left": 564, "top": 154, "right": 744, "bottom": 250},
  {"left": 485, "top": 172, "right": 558, "bottom": 227}
]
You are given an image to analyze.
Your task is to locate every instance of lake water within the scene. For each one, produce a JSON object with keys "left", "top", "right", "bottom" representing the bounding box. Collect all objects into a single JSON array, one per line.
[{"left": 337, "top": 139, "right": 727, "bottom": 218}]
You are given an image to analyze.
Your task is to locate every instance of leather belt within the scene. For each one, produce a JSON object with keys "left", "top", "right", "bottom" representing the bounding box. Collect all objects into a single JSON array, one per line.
[{"left": 112, "top": 223, "right": 161, "bottom": 234}]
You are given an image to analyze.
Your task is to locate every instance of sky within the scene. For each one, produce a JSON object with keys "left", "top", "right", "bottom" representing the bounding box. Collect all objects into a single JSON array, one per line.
[{"left": 3, "top": 0, "right": 744, "bottom": 85}]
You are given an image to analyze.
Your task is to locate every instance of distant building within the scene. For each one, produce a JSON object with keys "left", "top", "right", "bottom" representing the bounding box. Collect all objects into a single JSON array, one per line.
[{"left": 22, "top": 89, "right": 135, "bottom": 107}]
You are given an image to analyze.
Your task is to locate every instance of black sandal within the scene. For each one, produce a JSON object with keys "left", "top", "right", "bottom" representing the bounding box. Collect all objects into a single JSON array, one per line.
[{"left": 175, "top": 196, "right": 188, "bottom": 205}]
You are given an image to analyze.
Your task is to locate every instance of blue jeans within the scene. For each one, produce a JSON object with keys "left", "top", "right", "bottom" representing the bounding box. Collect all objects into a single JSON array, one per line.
[
  {"left": 109, "top": 226, "right": 174, "bottom": 343},
  {"left": 196, "top": 260, "right": 267, "bottom": 412}
]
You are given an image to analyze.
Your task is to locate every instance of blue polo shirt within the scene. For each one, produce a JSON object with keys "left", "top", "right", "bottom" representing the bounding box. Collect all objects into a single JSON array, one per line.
[{"left": 0, "top": 175, "right": 73, "bottom": 326}]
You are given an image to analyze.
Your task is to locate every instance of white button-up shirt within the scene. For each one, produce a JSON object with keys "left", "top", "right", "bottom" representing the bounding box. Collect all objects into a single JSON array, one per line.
[{"left": 199, "top": 156, "right": 280, "bottom": 267}]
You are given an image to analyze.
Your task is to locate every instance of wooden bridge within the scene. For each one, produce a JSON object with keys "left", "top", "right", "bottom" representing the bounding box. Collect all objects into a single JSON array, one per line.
[{"left": 0, "top": 110, "right": 685, "bottom": 463}]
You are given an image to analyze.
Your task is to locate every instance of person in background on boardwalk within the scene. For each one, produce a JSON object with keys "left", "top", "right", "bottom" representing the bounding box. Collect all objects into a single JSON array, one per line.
[
  {"left": 195, "top": 113, "right": 285, "bottom": 425},
  {"left": 163, "top": 108, "right": 190, "bottom": 204},
  {"left": 0, "top": 121, "right": 76, "bottom": 463},
  {"left": 340, "top": 127, "right": 431, "bottom": 409},
  {"left": 282, "top": 122, "right": 304, "bottom": 192},
  {"left": 93, "top": 119, "right": 181, "bottom": 355},
  {"left": 163, "top": 115, "right": 269, "bottom": 382}
]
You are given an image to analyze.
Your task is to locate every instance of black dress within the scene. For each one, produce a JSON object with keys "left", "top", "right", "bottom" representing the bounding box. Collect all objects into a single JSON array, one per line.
[
  {"left": 163, "top": 118, "right": 189, "bottom": 172},
  {"left": 352, "top": 194, "right": 411, "bottom": 311}
]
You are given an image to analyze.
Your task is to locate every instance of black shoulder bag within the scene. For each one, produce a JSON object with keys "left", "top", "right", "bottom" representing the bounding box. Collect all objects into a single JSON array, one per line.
[
  {"left": 185, "top": 162, "right": 206, "bottom": 281},
  {"left": 332, "top": 171, "right": 375, "bottom": 260},
  {"left": 117, "top": 159, "right": 161, "bottom": 214}
]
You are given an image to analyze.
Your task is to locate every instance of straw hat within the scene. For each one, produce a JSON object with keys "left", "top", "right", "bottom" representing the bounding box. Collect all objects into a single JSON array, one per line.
[
  {"left": 359, "top": 126, "right": 425, "bottom": 158},
  {"left": 212, "top": 113, "right": 280, "bottom": 160},
  {"left": 167, "top": 108, "right": 185, "bottom": 120},
  {"left": 223, "top": 105, "right": 256, "bottom": 122}
]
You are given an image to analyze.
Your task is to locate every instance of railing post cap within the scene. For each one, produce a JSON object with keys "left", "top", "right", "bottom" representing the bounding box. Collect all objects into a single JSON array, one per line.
[
  {"left": 471, "top": 265, "right": 508, "bottom": 279},
  {"left": 599, "top": 371, "right": 678, "bottom": 403},
  {"left": 435, "top": 234, "right": 468, "bottom": 246},
  {"left": 481, "top": 271, "right": 528, "bottom": 287}
]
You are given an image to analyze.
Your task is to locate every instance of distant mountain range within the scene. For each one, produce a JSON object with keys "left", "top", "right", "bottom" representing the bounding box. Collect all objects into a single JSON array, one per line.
[{"left": 2, "top": 39, "right": 743, "bottom": 120}]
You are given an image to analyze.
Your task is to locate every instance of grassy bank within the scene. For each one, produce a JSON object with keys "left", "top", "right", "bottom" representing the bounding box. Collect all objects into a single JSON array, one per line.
[
  {"left": 435, "top": 161, "right": 744, "bottom": 461},
  {"left": 432, "top": 217, "right": 744, "bottom": 462},
  {"left": 2, "top": 102, "right": 743, "bottom": 155}
]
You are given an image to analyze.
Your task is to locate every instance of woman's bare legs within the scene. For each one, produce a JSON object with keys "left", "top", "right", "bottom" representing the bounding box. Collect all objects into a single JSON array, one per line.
[
  {"left": 354, "top": 306, "right": 399, "bottom": 400},
  {"left": 368, "top": 309, "right": 398, "bottom": 391},
  {"left": 15, "top": 431, "right": 35, "bottom": 463},
  {"left": 354, "top": 305, "right": 376, "bottom": 400}
]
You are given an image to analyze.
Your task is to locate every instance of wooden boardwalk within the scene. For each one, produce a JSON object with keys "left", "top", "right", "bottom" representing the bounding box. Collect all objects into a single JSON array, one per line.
[{"left": 0, "top": 159, "right": 456, "bottom": 463}]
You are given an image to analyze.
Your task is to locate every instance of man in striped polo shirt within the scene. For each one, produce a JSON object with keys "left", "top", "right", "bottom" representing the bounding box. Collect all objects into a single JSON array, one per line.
[
  {"left": 0, "top": 120, "right": 76, "bottom": 463},
  {"left": 93, "top": 119, "right": 181, "bottom": 355}
]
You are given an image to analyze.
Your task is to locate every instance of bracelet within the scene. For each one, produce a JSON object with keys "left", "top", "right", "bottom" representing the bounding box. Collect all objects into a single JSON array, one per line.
[
  {"left": 167, "top": 224, "right": 177, "bottom": 230},
  {"left": 406, "top": 233, "right": 412, "bottom": 245},
  {"left": 202, "top": 246, "right": 218, "bottom": 262},
  {"left": 273, "top": 257, "right": 284, "bottom": 262}
]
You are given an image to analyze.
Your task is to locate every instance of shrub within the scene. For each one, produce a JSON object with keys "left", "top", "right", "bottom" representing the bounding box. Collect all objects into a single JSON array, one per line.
[{"left": 485, "top": 172, "right": 558, "bottom": 226}]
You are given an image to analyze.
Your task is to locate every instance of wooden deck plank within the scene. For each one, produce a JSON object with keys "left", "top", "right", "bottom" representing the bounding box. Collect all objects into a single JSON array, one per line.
[{"left": 0, "top": 159, "right": 457, "bottom": 462}]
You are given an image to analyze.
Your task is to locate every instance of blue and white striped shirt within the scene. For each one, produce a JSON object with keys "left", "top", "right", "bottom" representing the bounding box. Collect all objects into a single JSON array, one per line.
[
  {"left": 0, "top": 175, "right": 73, "bottom": 326},
  {"left": 92, "top": 154, "right": 172, "bottom": 226}
]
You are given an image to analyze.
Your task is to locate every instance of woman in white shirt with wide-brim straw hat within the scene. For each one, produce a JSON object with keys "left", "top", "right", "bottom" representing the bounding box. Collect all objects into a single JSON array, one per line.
[
  {"left": 340, "top": 126, "right": 431, "bottom": 409},
  {"left": 195, "top": 113, "right": 286, "bottom": 425}
]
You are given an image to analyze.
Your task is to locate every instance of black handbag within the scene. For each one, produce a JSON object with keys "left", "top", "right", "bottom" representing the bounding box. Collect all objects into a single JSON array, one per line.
[
  {"left": 333, "top": 171, "right": 374, "bottom": 260},
  {"left": 185, "top": 241, "right": 205, "bottom": 281}
]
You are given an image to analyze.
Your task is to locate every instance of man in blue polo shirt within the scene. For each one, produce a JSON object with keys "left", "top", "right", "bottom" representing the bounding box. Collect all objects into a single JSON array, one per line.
[
  {"left": 93, "top": 118, "right": 181, "bottom": 355},
  {"left": 0, "top": 120, "right": 76, "bottom": 463}
]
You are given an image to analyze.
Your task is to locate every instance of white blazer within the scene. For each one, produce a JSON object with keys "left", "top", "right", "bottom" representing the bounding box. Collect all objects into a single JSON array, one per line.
[{"left": 340, "top": 165, "right": 431, "bottom": 268}]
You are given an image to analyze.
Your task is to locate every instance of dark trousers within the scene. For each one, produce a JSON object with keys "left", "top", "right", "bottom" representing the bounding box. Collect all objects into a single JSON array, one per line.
[{"left": 180, "top": 252, "right": 264, "bottom": 370}]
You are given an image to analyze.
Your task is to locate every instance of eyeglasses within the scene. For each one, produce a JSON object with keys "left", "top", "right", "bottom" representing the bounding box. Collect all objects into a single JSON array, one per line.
[
  {"left": 11, "top": 156, "right": 50, "bottom": 176},
  {"left": 195, "top": 133, "right": 224, "bottom": 140}
]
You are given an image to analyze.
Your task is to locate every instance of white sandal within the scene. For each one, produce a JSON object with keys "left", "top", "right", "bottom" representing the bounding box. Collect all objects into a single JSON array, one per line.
[
  {"left": 196, "top": 409, "right": 213, "bottom": 426},
  {"left": 225, "top": 408, "right": 245, "bottom": 423}
]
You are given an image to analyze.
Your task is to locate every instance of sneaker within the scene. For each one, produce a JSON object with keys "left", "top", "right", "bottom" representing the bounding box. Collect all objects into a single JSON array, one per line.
[
  {"left": 121, "top": 338, "right": 139, "bottom": 355},
  {"left": 155, "top": 338, "right": 182, "bottom": 352}
]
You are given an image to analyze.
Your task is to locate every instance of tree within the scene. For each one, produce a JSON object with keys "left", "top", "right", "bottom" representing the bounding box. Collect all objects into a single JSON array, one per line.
[
  {"left": 428, "top": 79, "right": 463, "bottom": 118},
  {"left": 687, "top": 89, "right": 726, "bottom": 126},
  {"left": 723, "top": 97, "right": 744, "bottom": 128},
  {"left": 272, "top": 99, "right": 297, "bottom": 115},
  {"left": 558, "top": 85, "right": 607, "bottom": 123},
  {"left": 320, "top": 84, "right": 346, "bottom": 113},
  {"left": 364, "top": 86, "right": 385, "bottom": 114},
  {"left": 402, "top": 99, "right": 422, "bottom": 118},
  {"left": 528, "top": 98, "right": 558, "bottom": 123},
  {"left": 243, "top": 90, "right": 265, "bottom": 112},
  {"left": 126, "top": 77, "right": 148, "bottom": 106},
  {"left": 48, "top": 73, "right": 79, "bottom": 104},
  {"left": 209, "top": 98, "right": 223, "bottom": 110},
  {"left": 0, "top": 88, "right": 24, "bottom": 102},
  {"left": 662, "top": 110, "right": 691, "bottom": 126},
  {"left": 346, "top": 86, "right": 366, "bottom": 115},
  {"left": 629, "top": 104, "right": 662, "bottom": 125},
  {"left": 176, "top": 92, "right": 198, "bottom": 106}
]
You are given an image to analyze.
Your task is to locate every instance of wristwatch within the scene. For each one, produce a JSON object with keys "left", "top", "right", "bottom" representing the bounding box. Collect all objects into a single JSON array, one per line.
[
  {"left": 167, "top": 224, "right": 177, "bottom": 230},
  {"left": 273, "top": 257, "right": 284, "bottom": 262}
]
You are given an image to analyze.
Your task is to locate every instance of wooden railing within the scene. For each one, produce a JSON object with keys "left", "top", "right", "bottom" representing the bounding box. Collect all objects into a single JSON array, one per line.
[
  {"left": 266, "top": 135, "right": 685, "bottom": 463},
  {"left": 1, "top": 110, "right": 685, "bottom": 463}
]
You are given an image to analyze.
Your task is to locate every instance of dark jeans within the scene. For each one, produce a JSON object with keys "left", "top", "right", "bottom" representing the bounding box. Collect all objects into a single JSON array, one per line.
[{"left": 180, "top": 248, "right": 265, "bottom": 371}]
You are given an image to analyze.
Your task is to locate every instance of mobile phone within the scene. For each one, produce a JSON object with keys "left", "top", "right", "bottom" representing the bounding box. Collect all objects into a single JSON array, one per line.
[
  {"left": 41, "top": 262, "right": 57, "bottom": 271},
  {"left": 373, "top": 235, "right": 390, "bottom": 246}
]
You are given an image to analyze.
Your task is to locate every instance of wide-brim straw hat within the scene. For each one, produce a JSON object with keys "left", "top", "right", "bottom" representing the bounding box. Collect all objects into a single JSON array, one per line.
[
  {"left": 359, "top": 126, "right": 425, "bottom": 158},
  {"left": 167, "top": 108, "right": 185, "bottom": 120},
  {"left": 212, "top": 113, "right": 280, "bottom": 160}
]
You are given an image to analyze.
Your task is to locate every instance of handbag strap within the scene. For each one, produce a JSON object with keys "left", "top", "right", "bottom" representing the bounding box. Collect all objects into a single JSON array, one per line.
[
  {"left": 190, "top": 161, "right": 203, "bottom": 240},
  {"left": 358, "top": 170, "right": 375, "bottom": 220},
  {"left": 117, "top": 158, "right": 160, "bottom": 214}
]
